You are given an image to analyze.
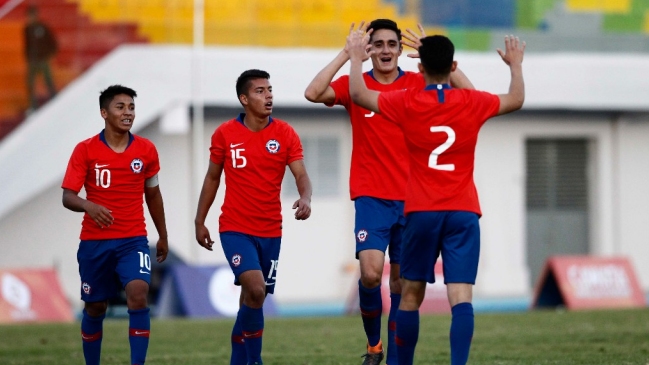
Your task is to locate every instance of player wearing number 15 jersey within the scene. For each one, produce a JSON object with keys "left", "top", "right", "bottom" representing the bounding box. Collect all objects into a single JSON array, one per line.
[
  {"left": 195, "top": 69, "right": 312, "bottom": 365},
  {"left": 62, "top": 85, "right": 169, "bottom": 365},
  {"left": 347, "top": 32, "right": 526, "bottom": 365}
]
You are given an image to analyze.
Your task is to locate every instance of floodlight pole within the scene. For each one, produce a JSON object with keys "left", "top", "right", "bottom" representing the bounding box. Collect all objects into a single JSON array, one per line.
[{"left": 191, "top": 0, "right": 205, "bottom": 261}]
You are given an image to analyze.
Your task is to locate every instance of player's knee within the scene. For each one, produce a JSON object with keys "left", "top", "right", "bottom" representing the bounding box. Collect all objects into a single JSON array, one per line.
[
  {"left": 389, "top": 277, "right": 402, "bottom": 294},
  {"left": 84, "top": 301, "right": 108, "bottom": 317},
  {"left": 360, "top": 270, "right": 382, "bottom": 288},
  {"left": 243, "top": 285, "right": 266, "bottom": 308}
]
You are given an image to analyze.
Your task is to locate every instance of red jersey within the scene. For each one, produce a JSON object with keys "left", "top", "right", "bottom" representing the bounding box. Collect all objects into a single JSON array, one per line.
[
  {"left": 210, "top": 114, "right": 304, "bottom": 237},
  {"left": 378, "top": 85, "right": 500, "bottom": 215},
  {"left": 62, "top": 131, "right": 160, "bottom": 240},
  {"left": 329, "top": 69, "right": 425, "bottom": 200}
]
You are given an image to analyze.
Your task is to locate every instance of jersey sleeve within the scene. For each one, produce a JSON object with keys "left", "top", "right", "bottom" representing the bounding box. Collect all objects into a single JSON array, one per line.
[
  {"left": 286, "top": 125, "right": 304, "bottom": 165},
  {"left": 471, "top": 90, "right": 501, "bottom": 125},
  {"left": 377, "top": 89, "right": 408, "bottom": 126},
  {"left": 61, "top": 142, "right": 88, "bottom": 193},
  {"left": 327, "top": 75, "right": 351, "bottom": 108},
  {"left": 144, "top": 143, "right": 161, "bottom": 179},
  {"left": 209, "top": 125, "right": 226, "bottom": 165}
]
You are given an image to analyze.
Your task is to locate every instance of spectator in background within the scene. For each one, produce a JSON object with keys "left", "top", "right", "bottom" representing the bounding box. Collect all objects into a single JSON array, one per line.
[{"left": 24, "top": 5, "right": 57, "bottom": 112}]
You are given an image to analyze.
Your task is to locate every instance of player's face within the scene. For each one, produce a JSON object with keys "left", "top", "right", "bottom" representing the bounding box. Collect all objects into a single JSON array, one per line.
[
  {"left": 369, "top": 29, "right": 402, "bottom": 75},
  {"left": 101, "top": 94, "right": 135, "bottom": 133},
  {"left": 241, "top": 78, "right": 273, "bottom": 117}
]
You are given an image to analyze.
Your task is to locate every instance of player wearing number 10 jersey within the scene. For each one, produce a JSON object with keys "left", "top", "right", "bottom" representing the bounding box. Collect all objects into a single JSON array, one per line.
[
  {"left": 62, "top": 85, "right": 169, "bottom": 365},
  {"left": 347, "top": 32, "right": 526, "bottom": 365},
  {"left": 195, "top": 69, "right": 312, "bottom": 365}
]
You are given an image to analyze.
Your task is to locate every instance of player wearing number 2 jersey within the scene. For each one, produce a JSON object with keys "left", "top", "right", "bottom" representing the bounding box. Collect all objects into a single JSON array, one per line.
[
  {"left": 62, "top": 85, "right": 169, "bottom": 365},
  {"left": 195, "top": 69, "right": 312, "bottom": 365},
  {"left": 305, "top": 19, "right": 474, "bottom": 365},
  {"left": 347, "top": 31, "right": 526, "bottom": 365}
]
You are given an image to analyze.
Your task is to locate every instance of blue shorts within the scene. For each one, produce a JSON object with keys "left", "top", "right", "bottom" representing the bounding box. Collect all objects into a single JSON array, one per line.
[
  {"left": 401, "top": 211, "right": 480, "bottom": 284},
  {"left": 354, "top": 197, "right": 405, "bottom": 264},
  {"left": 77, "top": 236, "right": 151, "bottom": 302},
  {"left": 220, "top": 232, "right": 281, "bottom": 294}
]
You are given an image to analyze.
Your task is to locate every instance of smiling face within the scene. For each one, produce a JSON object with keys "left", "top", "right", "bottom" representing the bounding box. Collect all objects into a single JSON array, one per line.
[
  {"left": 101, "top": 93, "right": 135, "bottom": 133},
  {"left": 369, "top": 28, "right": 403, "bottom": 76},
  {"left": 239, "top": 78, "right": 273, "bottom": 118}
]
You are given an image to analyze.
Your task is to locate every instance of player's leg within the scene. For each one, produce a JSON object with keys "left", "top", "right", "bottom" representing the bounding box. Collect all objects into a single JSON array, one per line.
[
  {"left": 397, "top": 211, "right": 443, "bottom": 365},
  {"left": 441, "top": 212, "right": 480, "bottom": 365},
  {"left": 386, "top": 208, "right": 405, "bottom": 365},
  {"left": 221, "top": 232, "right": 279, "bottom": 365},
  {"left": 230, "top": 292, "right": 247, "bottom": 365},
  {"left": 396, "top": 278, "right": 426, "bottom": 365},
  {"left": 355, "top": 197, "right": 395, "bottom": 364},
  {"left": 115, "top": 237, "right": 153, "bottom": 365}
]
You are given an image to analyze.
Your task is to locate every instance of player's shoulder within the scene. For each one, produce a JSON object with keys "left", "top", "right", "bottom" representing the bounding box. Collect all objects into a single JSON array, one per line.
[
  {"left": 270, "top": 117, "right": 297, "bottom": 132},
  {"left": 72, "top": 134, "right": 99, "bottom": 151}
]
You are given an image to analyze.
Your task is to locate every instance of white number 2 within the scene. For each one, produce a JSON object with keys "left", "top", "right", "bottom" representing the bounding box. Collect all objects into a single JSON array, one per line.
[{"left": 428, "top": 126, "right": 455, "bottom": 171}]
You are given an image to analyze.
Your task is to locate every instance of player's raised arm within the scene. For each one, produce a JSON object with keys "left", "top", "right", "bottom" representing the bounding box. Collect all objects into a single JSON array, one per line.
[
  {"left": 288, "top": 159, "right": 312, "bottom": 220},
  {"left": 403, "top": 24, "right": 475, "bottom": 90},
  {"left": 496, "top": 35, "right": 526, "bottom": 115},
  {"left": 348, "top": 26, "right": 381, "bottom": 113},
  {"left": 194, "top": 161, "right": 224, "bottom": 251},
  {"left": 304, "top": 22, "right": 366, "bottom": 104}
]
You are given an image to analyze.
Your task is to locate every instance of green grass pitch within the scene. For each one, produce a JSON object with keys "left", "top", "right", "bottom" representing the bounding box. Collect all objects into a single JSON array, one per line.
[{"left": 0, "top": 308, "right": 648, "bottom": 364}]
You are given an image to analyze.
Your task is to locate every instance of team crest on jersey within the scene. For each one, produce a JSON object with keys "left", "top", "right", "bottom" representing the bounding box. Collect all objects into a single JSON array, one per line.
[
  {"left": 265, "top": 139, "right": 280, "bottom": 154},
  {"left": 130, "top": 158, "right": 144, "bottom": 173},
  {"left": 231, "top": 254, "right": 242, "bottom": 267},
  {"left": 82, "top": 282, "right": 91, "bottom": 295},
  {"left": 357, "top": 229, "right": 368, "bottom": 243}
]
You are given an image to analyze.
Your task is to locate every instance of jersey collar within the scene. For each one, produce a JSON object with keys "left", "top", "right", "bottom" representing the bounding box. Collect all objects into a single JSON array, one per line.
[
  {"left": 424, "top": 83, "right": 452, "bottom": 103},
  {"left": 236, "top": 113, "right": 274, "bottom": 128},
  {"left": 367, "top": 67, "right": 405, "bottom": 82},
  {"left": 99, "top": 129, "right": 134, "bottom": 148}
]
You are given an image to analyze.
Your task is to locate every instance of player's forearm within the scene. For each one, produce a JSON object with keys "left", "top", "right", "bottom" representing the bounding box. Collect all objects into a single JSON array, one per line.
[
  {"left": 62, "top": 189, "right": 89, "bottom": 213},
  {"left": 194, "top": 177, "right": 219, "bottom": 226},
  {"left": 508, "top": 63, "right": 525, "bottom": 109},
  {"left": 145, "top": 188, "right": 168, "bottom": 240},
  {"left": 450, "top": 67, "right": 475, "bottom": 90},
  {"left": 349, "top": 59, "right": 380, "bottom": 113},
  {"left": 304, "top": 50, "right": 348, "bottom": 102},
  {"left": 294, "top": 173, "right": 313, "bottom": 202}
]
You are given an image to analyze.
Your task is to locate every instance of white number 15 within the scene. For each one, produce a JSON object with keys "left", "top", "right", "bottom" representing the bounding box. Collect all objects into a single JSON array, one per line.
[{"left": 428, "top": 126, "right": 455, "bottom": 171}]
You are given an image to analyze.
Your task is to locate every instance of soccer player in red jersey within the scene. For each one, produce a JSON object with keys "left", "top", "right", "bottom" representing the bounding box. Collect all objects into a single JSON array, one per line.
[
  {"left": 195, "top": 69, "right": 312, "bottom": 365},
  {"left": 346, "top": 27, "right": 526, "bottom": 365},
  {"left": 62, "top": 85, "right": 169, "bottom": 365},
  {"left": 305, "top": 19, "right": 473, "bottom": 365}
]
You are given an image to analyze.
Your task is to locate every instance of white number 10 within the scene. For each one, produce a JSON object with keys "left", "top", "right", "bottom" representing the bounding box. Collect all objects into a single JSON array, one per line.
[{"left": 428, "top": 126, "right": 455, "bottom": 171}]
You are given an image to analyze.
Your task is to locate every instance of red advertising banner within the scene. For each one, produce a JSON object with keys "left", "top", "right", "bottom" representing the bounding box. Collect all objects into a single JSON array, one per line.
[
  {"left": 0, "top": 268, "right": 73, "bottom": 324},
  {"left": 532, "top": 256, "right": 646, "bottom": 310},
  {"left": 346, "top": 262, "right": 450, "bottom": 315}
]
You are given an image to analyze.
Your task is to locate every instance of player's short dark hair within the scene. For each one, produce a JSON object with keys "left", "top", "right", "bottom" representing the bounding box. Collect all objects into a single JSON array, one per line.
[
  {"left": 419, "top": 35, "right": 455, "bottom": 76},
  {"left": 236, "top": 69, "right": 270, "bottom": 99},
  {"left": 99, "top": 85, "right": 137, "bottom": 110},
  {"left": 367, "top": 19, "right": 402, "bottom": 42}
]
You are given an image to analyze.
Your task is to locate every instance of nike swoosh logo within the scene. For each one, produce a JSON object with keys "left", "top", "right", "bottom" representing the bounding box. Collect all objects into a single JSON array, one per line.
[
  {"left": 265, "top": 282, "right": 275, "bottom": 286},
  {"left": 244, "top": 331, "right": 261, "bottom": 337},
  {"left": 95, "top": 163, "right": 109, "bottom": 168},
  {"left": 230, "top": 143, "right": 244, "bottom": 148},
  {"left": 139, "top": 270, "right": 150, "bottom": 274},
  {"left": 134, "top": 331, "right": 149, "bottom": 335}
]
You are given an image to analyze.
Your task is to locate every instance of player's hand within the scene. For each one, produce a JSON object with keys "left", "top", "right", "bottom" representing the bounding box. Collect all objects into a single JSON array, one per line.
[
  {"left": 156, "top": 237, "right": 169, "bottom": 263},
  {"left": 497, "top": 35, "right": 525, "bottom": 67},
  {"left": 195, "top": 223, "right": 214, "bottom": 251},
  {"left": 344, "top": 21, "right": 366, "bottom": 54},
  {"left": 84, "top": 201, "right": 114, "bottom": 228},
  {"left": 403, "top": 23, "right": 426, "bottom": 58},
  {"left": 292, "top": 197, "right": 311, "bottom": 220},
  {"left": 346, "top": 21, "right": 374, "bottom": 62}
]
